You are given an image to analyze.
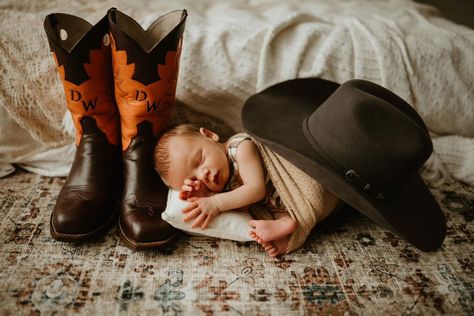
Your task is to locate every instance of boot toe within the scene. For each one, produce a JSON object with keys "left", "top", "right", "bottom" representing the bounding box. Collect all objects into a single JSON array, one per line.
[
  {"left": 51, "top": 197, "right": 114, "bottom": 238},
  {"left": 119, "top": 209, "right": 178, "bottom": 248}
]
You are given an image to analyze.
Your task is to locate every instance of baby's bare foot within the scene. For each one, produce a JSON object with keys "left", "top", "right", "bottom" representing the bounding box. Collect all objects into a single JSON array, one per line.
[
  {"left": 250, "top": 231, "right": 272, "bottom": 250},
  {"left": 259, "top": 237, "right": 289, "bottom": 257},
  {"left": 248, "top": 216, "right": 297, "bottom": 242},
  {"left": 250, "top": 230, "right": 289, "bottom": 257},
  {"left": 268, "top": 235, "right": 290, "bottom": 257},
  {"left": 249, "top": 231, "right": 265, "bottom": 244}
]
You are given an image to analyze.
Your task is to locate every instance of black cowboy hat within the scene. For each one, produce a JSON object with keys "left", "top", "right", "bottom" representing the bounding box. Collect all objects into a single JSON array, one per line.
[{"left": 242, "top": 78, "right": 446, "bottom": 251}]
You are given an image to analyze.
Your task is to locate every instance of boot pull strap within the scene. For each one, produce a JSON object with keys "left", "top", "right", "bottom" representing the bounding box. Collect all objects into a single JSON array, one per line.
[
  {"left": 108, "top": 7, "right": 117, "bottom": 23},
  {"left": 45, "top": 14, "right": 61, "bottom": 42}
]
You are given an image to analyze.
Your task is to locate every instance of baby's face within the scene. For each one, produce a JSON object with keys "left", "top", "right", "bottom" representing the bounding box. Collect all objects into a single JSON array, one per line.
[{"left": 166, "top": 132, "right": 229, "bottom": 192}]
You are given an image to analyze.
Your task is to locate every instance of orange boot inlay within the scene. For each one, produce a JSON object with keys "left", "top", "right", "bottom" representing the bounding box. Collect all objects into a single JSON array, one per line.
[{"left": 110, "top": 34, "right": 183, "bottom": 150}]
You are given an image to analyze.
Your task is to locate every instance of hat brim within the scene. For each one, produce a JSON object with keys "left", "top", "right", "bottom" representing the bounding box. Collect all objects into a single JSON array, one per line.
[{"left": 242, "top": 78, "right": 446, "bottom": 251}]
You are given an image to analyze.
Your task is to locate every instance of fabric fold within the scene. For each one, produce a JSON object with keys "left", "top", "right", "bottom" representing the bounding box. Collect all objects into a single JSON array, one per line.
[{"left": 254, "top": 139, "right": 340, "bottom": 253}]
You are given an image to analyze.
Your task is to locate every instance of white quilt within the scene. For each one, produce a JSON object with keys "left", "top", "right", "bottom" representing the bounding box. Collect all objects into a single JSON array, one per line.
[{"left": 0, "top": 0, "right": 473, "bottom": 185}]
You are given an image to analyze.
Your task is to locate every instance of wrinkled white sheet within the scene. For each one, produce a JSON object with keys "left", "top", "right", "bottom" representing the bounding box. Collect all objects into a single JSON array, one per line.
[{"left": 0, "top": 106, "right": 74, "bottom": 177}]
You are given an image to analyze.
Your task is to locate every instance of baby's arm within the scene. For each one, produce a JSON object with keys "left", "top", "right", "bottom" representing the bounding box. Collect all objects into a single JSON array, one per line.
[
  {"left": 181, "top": 140, "right": 266, "bottom": 229},
  {"left": 212, "top": 140, "right": 266, "bottom": 210}
]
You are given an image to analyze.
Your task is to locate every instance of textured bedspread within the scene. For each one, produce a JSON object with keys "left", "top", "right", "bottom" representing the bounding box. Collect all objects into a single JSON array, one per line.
[{"left": 0, "top": 0, "right": 473, "bottom": 184}]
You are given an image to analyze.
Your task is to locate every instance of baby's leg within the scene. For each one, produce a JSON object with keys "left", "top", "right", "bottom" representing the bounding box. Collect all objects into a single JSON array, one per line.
[{"left": 250, "top": 186, "right": 297, "bottom": 257}]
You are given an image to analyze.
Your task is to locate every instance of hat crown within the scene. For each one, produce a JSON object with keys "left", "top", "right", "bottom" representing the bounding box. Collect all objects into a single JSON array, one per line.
[{"left": 304, "top": 80, "right": 432, "bottom": 199}]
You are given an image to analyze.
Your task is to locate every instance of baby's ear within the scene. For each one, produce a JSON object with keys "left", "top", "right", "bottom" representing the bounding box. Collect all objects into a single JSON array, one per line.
[{"left": 199, "top": 127, "right": 219, "bottom": 142}]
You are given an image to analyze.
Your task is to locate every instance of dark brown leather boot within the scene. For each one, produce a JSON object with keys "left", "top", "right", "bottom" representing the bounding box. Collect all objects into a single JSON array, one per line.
[
  {"left": 108, "top": 8, "right": 187, "bottom": 250},
  {"left": 44, "top": 13, "right": 121, "bottom": 241}
]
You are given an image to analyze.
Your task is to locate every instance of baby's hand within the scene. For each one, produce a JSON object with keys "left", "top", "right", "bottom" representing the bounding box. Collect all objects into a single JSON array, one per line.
[
  {"left": 181, "top": 196, "right": 221, "bottom": 229},
  {"left": 179, "top": 179, "right": 210, "bottom": 200}
]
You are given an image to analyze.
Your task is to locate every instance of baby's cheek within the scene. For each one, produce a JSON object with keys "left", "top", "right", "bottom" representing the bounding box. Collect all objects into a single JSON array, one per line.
[
  {"left": 216, "top": 181, "right": 226, "bottom": 192},
  {"left": 222, "top": 171, "right": 230, "bottom": 186},
  {"left": 205, "top": 183, "right": 214, "bottom": 191}
]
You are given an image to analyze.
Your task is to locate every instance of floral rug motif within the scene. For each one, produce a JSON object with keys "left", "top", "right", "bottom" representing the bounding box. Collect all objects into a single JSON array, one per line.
[
  {"left": 0, "top": 107, "right": 473, "bottom": 315},
  {"left": 1, "top": 170, "right": 473, "bottom": 315}
]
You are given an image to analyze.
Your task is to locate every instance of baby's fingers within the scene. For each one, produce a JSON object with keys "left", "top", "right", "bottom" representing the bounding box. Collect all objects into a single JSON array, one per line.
[
  {"left": 182, "top": 202, "right": 198, "bottom": 213},
  {"left": 183, "top": 208, "right": 201, "bottom": 222},
  {"left": 201, "top": 215, "right": 213, "bottom": 229},
  {"left": 193, "top": 180, "right": 202, "bottom": 191},
  {"left": 181, "top": 184, "right": 193, "bottom": 192},
  {"left": 178, "top": 191, "right": 187, "bottom": 200},
  {"left": 191, "top": 212, "right": 208, "bottom": 229}
]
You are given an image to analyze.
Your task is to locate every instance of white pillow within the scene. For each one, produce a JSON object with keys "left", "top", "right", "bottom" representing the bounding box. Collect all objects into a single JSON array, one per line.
[{"left": 162, "top": 189, "right": 255, "bottom": 241}]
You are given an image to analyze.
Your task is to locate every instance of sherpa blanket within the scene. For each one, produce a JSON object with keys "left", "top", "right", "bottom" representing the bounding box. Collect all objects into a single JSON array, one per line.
[{"left": 254, "top": 141, "right": 341, "bottom": 253}]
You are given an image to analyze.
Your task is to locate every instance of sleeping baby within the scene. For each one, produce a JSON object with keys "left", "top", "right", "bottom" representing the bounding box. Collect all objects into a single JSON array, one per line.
[{"left": 153, "top": 123, "right": 298, "bottom": 257}]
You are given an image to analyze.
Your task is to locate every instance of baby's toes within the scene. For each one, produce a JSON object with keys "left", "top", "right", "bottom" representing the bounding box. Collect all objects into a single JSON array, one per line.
[
  {"left": 249, "top": 232, "right": 260, "bottom": 242},
  {"left": 259, "top": 237, "right": 268, "bottom": 245},
  {"left": 264, "top": 243, "right": 274, "bottom": 252},
  {"left": 268, "top": 248, "right": 279, "bottom": 257}
]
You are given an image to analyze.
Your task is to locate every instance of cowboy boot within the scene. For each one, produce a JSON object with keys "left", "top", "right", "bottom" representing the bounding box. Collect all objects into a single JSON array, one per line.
[
  {"left": 108, "top": 8, "right": 187, "bottom": 250},
  {"left": 44, "top": 13, "right": 121, "bottom": 241}
]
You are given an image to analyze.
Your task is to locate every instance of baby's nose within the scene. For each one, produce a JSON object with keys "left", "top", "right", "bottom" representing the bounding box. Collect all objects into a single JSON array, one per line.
[{"left": 199, "top": 168, "right": 210, "bottom": 181}]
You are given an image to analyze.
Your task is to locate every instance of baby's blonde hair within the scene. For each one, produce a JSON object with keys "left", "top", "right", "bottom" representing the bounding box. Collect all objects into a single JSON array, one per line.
[{"left": 154, "top": 123, "right": 201, "bottom": 185}]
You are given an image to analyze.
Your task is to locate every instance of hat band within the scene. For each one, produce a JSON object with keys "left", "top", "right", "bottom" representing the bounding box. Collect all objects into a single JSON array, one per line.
[
  {"left": 302, "top": 116, "right": 387, "bottom": 201},
  {"left": 344, "top": 170, "right": 386, "bottom": 200}
]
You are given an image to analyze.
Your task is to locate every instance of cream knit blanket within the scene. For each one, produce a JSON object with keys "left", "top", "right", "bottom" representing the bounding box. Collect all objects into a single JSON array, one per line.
[
  {"left": 254, "top": 141, "right": 340, "bottom": 253},
  {"left": 0, "top": 0, "right": 473, "bottom": 187}
]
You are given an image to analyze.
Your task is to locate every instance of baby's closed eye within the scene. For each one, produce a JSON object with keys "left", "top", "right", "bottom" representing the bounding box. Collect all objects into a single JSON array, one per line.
[{"left": 194, "top": 150, "right": 203, "bottom": 166}]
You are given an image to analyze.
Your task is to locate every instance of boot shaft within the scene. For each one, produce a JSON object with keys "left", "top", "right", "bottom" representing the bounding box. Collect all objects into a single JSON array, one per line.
[
  {"left": 108, "top": 8, "right": 187, "bottom": 150},
  {"left": 44, "top": 13, "right": 120, "bottom": 146}
]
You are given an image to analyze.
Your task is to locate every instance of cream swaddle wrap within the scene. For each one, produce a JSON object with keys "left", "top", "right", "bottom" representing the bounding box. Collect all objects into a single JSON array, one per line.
[{"left": 254, "top": 139, "right": 341, "bottom": 253}]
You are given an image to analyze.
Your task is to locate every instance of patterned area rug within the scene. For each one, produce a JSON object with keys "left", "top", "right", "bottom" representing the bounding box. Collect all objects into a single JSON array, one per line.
[{"left": 1, "top": 106, "right": 473, "bottom": 315}]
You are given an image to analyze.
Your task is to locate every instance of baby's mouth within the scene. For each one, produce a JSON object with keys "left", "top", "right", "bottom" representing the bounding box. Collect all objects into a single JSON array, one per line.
[{"left": 213, "top": 172, "right": 219, "bottom": 185}]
